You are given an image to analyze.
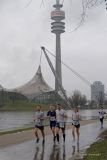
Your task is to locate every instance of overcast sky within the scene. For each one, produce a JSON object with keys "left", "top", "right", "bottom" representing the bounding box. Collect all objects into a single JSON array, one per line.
[{"left": 0, "top": 0, "right": 107, "bottom": 99}]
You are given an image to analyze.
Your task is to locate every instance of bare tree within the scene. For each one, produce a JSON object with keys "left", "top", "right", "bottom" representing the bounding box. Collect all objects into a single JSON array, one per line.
[
  {"left": 73, "top": 0, "right": 105, "bottom": 31},
  {"left": 69, "top": 90, "right": 87, "bottom": 107}
]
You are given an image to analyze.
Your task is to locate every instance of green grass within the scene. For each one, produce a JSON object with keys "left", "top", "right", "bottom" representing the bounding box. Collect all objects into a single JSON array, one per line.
[
  {"left": 83, "top": 134, "right": 107, "bottom": 160},
  {"left": 0, "top": 100, "right": 50, "bottom": 111},
  {"left": 0, "top": 119, "right": 49, "bottom": 136},
  {"left": 0, "top": 127, "right": 34, "bottom": 136}
]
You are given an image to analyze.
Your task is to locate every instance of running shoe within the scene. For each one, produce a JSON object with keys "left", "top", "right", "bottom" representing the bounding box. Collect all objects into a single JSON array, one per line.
[
  {"left": 53, "top": 136, "right": 56, "bottom": 142},
  {"left": 36, "top": 138, "right": 39, "bottom": 143},
  {"left": 63, "top": 134, "right": 65, "bottom": 142},
  {"left": 42, "top": 139, "right": 45, "bottom": 144}
]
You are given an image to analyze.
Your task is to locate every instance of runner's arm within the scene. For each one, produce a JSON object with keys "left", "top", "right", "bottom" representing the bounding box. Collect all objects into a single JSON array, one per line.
[{"left": 47, "top": 111, "right": 50, "bottom": 118}]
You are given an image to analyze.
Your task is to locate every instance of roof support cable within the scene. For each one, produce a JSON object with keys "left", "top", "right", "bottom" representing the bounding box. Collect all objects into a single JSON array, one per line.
[{"left": 45, "top": 48, "right": 91, "bottom": 87}]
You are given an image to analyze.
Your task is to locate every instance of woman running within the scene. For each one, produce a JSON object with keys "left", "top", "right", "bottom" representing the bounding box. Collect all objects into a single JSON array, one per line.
[
  {"left": 72, "top": 107, "right": 80, "bottom": 143},
  {"left": 47, "top": 105, "right": 56, "bottom": 142},
  {"left": 34, "top": 105, "right": 45, "bottom": 144}
]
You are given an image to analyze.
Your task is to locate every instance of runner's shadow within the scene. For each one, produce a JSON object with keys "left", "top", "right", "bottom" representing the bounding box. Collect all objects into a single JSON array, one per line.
[
  {"left": 72, "top": 141, "right": 80, "bottom": 155},
  {"left": 48, "top": 143, "right": 66, "bottom": 160},
  {"left": 33, "top": 144, "right": 45, "bottom": 160},
  {"left": 71, "top": 141, "right": 81, "bottom": 160}
]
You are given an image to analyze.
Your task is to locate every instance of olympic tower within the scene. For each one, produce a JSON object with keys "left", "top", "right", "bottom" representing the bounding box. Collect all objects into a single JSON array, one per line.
[{"left": 51, "top": 0, "right": 65, "bottom": 92}]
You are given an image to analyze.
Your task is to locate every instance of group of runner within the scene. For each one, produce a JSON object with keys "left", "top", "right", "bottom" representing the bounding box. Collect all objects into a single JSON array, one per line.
[
  {"left": 34, "top": 104, "right": 80, "bottom": 144},
  {"left": 34, "top": 104, "right": 107, "bottom": 144}
]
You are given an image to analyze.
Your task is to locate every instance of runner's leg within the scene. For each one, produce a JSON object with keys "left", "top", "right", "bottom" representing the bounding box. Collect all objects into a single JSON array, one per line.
[
  {"left": 72, "top": 125, "right": 75, "bottom": 142},
  {"left": 52, "top": 127, "right": 56, "bottom": 141},
  {"left": 50, "top": 121, "right": 56, "bottom": 141},
  {"left": 61, "top": 128, "right": 65, "bottom": 142},
  {"left": 100, "top": 118, "right": 103, "bottom": 128},
  {"left": 35, "top": 127, "right": 39, "bottom": 143},
  {"left": 101, "top": 118, "right": 104, "bottom": 128},
  {"left": 76, "top": 127, "right": 80, "bottom": 141},
  {"left": 56, "top": 126, "right": 60, "bottom": 142},
  {"left": 41, "top": 127, "right": 45, "bottom": 144},
  {"left": 102, "top": 118, "right": 104, "bottom": 128},
  {"left": 52, "top": 127, "right": 55, "bottom": 136}
]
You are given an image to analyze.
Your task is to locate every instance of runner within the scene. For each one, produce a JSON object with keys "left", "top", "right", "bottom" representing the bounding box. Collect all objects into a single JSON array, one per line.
[
  {"left": 47, "top": 105, "right": 56, "bottom": 142},
  {"left": 34, "top": 105, "right": 45, "bottom": 144},
  {"left": 72, "top": 107, "right": 80, "bottom": 143},
  {"left": 98, "top": 106, "right": 106, "bottom": 128},
  {"left": 56, "top": 104, "right": 67, "bottom": 142}
]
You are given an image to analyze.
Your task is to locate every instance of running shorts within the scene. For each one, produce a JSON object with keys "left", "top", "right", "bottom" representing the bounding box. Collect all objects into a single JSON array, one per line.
[
  {"left": 56, "top": 122, "right": 65, "bottom": 129},
  {"left": 100, "top": 117, "right": 104, "bottom": 123},
  {"left": 50, "top": 121, "right": 56, "bottom": 129},
  {"left": 35, "top": 125, "right": 44, "bottom": 131},
  {"left": 72, "top": 123, "right": 80, "bottom": 128}
]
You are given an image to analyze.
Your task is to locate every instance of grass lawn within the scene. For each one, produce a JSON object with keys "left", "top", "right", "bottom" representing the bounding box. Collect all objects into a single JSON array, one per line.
[
  {"left": 0, "top": 127, "right": 33, "bottom": 136},
  {"left": 83, "top": 130, "right": 107, "bottom": 160},
  {"left": 0, "top": 119, "right": 50, "bottom": 136}
]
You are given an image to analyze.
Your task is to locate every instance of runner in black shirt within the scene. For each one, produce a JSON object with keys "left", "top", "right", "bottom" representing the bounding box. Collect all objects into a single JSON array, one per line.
[{"left": 47, "top": 105, "right": 56, "bottom": 142}]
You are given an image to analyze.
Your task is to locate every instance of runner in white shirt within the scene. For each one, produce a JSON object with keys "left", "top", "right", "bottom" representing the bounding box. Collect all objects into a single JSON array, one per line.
[
  {"left": 98, "top": 106, "right": 106, "bottom": 128},
  {"left": 34, "top": 105, "right": 45, "bottom": 144},
  {"left": 72, "top": 107, "right": 80, "bottom": 142},
  {"left": 56, "top": 104, "right": 67, "bottom": 142}
]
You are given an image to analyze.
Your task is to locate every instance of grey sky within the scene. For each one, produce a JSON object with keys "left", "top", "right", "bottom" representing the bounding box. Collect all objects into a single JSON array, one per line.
[{"left": 0, "top": 0, "right": 107, "bottom": 99}]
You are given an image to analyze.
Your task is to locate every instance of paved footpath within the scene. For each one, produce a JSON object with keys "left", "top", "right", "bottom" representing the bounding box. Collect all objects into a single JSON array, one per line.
[
  {"left": 0, "top": 120, "right": 97, "bottom": 147},
  {"left": 0, "top": 121, "right": 107, "bottom": 160}
]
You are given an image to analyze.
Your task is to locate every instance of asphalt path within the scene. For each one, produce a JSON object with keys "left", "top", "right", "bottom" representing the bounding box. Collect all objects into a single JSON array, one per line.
[{"left": 0, "top": 122, "right": 107, "bottom": 160}]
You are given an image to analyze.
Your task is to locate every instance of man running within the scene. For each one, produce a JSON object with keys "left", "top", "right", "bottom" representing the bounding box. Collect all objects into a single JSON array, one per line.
[
  {"left": 56, "top": 104, "right": 67, "bottom": 142},
  {"left": 98, "top": 106, "right": 106, "bottom": 128},
  {"left": 34, "top": 105, "right": 45, "bottom": 144},
  {"left": 47, "top": 105, "right": 56, "bottom": 142},
  {"left": 72, "top": 107, "right": 80, "bottom": 143}
]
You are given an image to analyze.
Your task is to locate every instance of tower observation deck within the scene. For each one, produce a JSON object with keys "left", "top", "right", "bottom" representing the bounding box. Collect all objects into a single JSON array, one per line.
[{"left": 51, "top": 0, "right": 65, "bottom": 92}]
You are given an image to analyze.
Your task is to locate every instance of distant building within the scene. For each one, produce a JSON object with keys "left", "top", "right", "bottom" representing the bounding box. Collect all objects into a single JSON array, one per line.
[
  {"left": 91, "top": 81, "right": 105, "bottom": 104},
  {"left": 105, "top": 92, "right": 107, "bottom": 100},
  {"left": 13, "top": 65, "right": 53, "bottom": 99}
]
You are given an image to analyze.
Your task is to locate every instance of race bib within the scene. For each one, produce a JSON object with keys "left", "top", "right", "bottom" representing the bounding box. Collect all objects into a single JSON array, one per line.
[
  {"left": 72, "top": 120, "right": 79, "bottom": 125},
  {"left": 59, "top": 122, "right": 65, "bottom": 128}
]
